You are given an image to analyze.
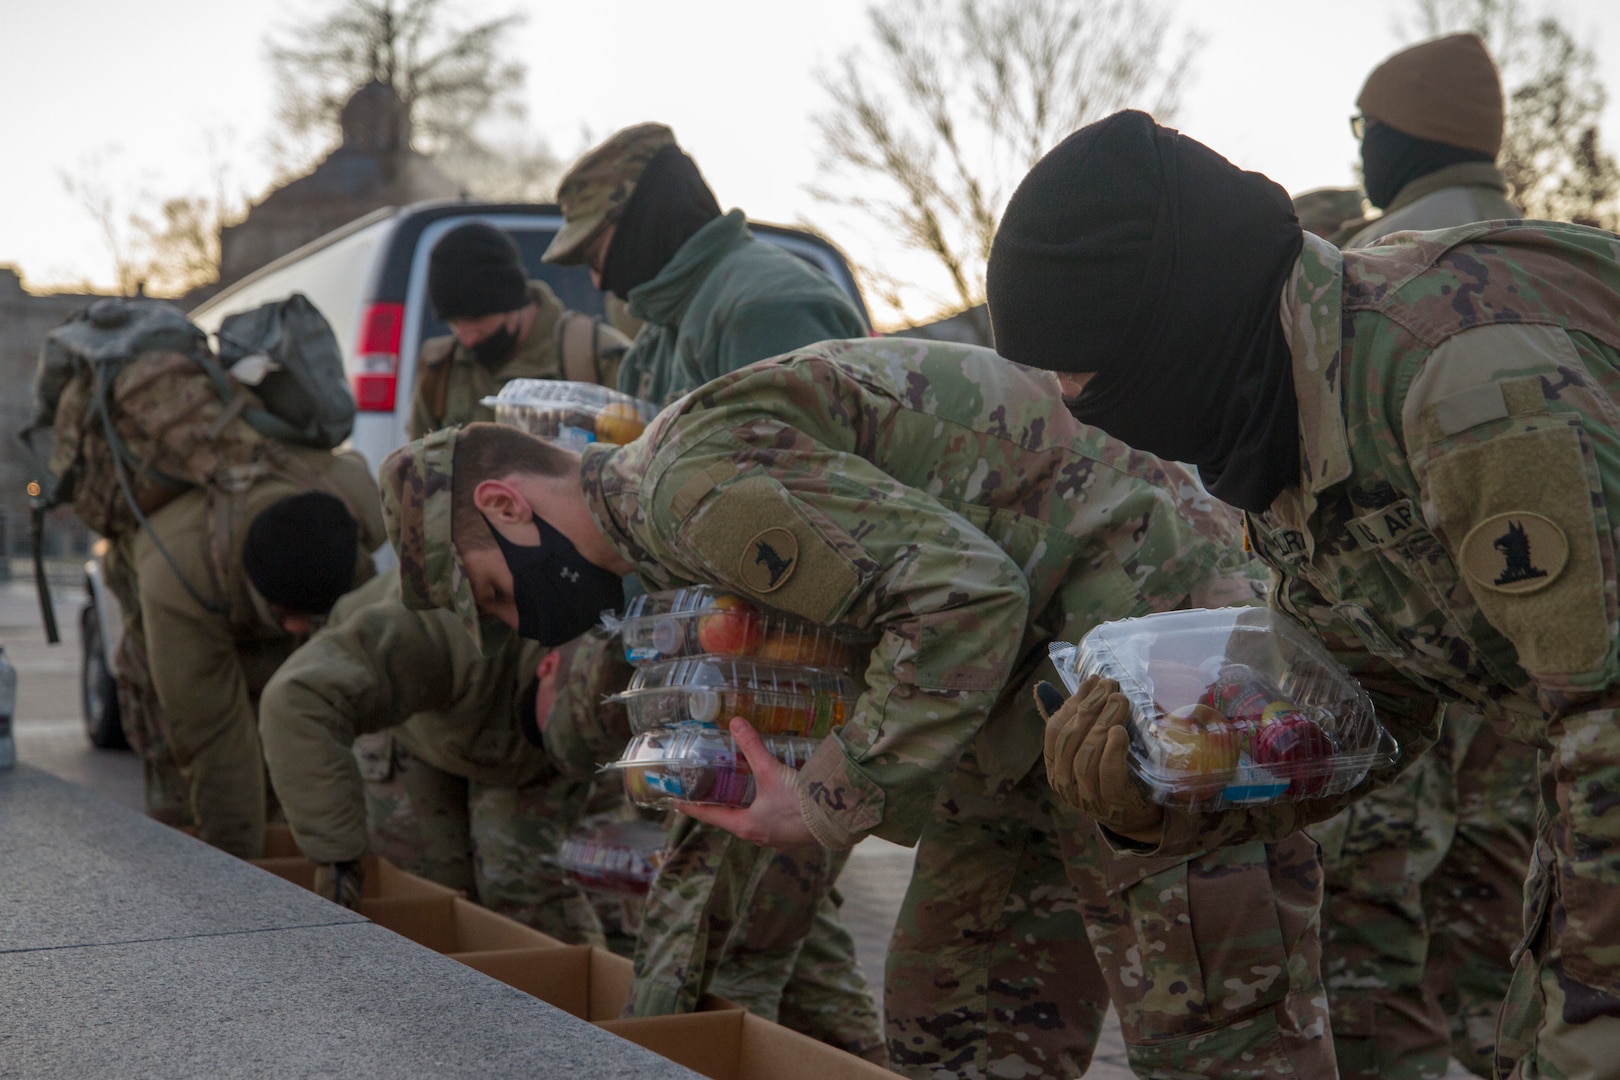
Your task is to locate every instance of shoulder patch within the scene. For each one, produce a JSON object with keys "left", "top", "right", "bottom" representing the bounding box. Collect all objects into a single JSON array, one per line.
[
  {"left": 740, "top": 528, "right": 798, "bottom": 592},
  {"left": 1459, "top": 512, "right": 1567, "bottom": 594},
  {"left": 681, "top": 474, "right": 868, "bottom": 624}
]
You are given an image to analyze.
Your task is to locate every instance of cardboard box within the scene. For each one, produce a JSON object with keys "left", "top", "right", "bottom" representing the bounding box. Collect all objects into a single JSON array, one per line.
[
  {"left": 250, "top": 855, "right": 459, "bottom": 900},
  {"left": 452, "top": 946, "right": 633, "bottom": 1020},
  {"left": 598, "top": 1010, "right": 894, "bottom": 1080},
  {"left": 359, "top": 895, "right": 565, "bottom": 954}
]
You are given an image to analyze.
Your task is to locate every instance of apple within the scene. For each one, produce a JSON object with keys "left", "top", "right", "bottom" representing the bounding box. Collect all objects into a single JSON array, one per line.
[
  {"left": 1146, "top": 703, "right": 1242, "bottom": 803},
  {"left": 695, "top": 595, "right": 765, "bottom": 655},
  {"left": 1252, "top": 715, "right": 1336, "bottom": 797}
]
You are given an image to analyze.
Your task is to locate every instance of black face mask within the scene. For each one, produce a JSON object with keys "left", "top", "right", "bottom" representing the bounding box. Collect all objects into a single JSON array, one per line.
[
  {"left": 1360, "top": 118, "right": 1494, "bottom": 210},
  {"left": 470, "top": 324, "right": 518, "bottom": 367},
  {"left": 485, "top": 512, "right": 625, "bottom": 646}
]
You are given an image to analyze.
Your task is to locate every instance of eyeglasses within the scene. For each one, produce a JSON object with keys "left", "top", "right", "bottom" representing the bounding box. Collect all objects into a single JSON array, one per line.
[{"left": 1349, "top": 114, "right": 1366, "bottom": 141}]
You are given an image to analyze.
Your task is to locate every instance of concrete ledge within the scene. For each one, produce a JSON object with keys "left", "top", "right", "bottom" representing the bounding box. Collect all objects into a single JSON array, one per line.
[{"left": 0, "top": 767, "right": 699, "bottom": 1078}]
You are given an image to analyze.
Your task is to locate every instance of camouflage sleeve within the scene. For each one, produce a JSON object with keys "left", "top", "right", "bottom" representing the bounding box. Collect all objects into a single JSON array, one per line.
[
  {"left": 258, "top": 593, "right": 471, "bottom": 864},
  {"left": 649, "top": 440, "right": 1032, "bottom": 850},
  {"left": 541, "top": 626, "right": 636, "bottom": 776}
]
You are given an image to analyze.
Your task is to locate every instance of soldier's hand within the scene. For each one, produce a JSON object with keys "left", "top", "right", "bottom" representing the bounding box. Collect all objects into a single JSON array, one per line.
[
  {"left": 1035, "top": 677, "right": 1164, "bottom": 842},
  {"left": 312, "top": 860, "right": 364, "bottom": 910},
  {"left": 675, "top": 717, "right": 819, "bottom": 850}
]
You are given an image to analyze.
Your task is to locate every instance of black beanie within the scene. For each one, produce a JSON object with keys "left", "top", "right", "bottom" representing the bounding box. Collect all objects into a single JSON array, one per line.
[
  {"left": 243, "top": 492, "right": 360, "bottom": 616},
  {"left": 428, "top": 223, "right": 529, "bottom": 319}
]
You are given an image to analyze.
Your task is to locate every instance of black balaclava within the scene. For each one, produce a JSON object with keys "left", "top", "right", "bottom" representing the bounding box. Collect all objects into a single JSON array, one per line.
[
  {"left": 986, "top": 110, "right": 1306, "bottom": 514},
  {"left": 485, "top": 513, "right": 626, "bottom": 646},
  {"left": 1360, "top": 117, "right": 1494, "bottom": 210},
  {"left": 243, "top": 492, "right": 359, "bottom": 616},
  {"left": 599, "top": 142, "right": 722, "bottom": 300}
]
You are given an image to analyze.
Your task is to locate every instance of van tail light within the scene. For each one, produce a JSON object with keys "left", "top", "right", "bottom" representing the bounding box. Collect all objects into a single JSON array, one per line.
[{"left": 353, "top": 302, "right": 404, "bottom": 412}]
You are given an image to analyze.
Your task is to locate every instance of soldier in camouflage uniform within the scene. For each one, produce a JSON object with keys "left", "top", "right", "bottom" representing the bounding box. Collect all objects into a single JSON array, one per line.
[
  {"left": 1301, "top": 39, "right": 1538, "bottom": 1078},
  {"left": 539, "top": 120, "right": 880, "bottom": 1057},
  {"left": 987, "top": 109, "right": 1620, "bottom": 1080},
  {"left": 376, "top": 339, "right": 1339, "bottom": 1079},
  {"left": 407, "top": 222, "right": 630, "bottom": 440},
  {"left": 257, "top": 570, "right": 605, "bottom": 941}
]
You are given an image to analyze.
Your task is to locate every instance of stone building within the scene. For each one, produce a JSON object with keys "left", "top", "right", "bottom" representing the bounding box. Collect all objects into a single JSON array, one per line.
[{"left": 216, "top": 81, "right": 460, "bottom": 287}]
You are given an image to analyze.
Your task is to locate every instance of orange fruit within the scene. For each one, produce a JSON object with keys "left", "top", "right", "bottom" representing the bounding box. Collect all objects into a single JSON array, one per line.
[{"left": 594, "top": 401, "right": 646, "bottom": 444}]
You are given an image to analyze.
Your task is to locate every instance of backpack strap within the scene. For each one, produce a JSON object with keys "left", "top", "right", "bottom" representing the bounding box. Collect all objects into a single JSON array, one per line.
[
  {"left": 558, "top": 311, "right": 603, "bottom": 386},
  {"left": 416, "top": 336, "right": 458, "bottom": 427}
]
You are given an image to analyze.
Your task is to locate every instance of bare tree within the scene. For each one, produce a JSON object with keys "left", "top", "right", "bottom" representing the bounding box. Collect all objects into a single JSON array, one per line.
[
  {"left": 811, "top": 0, "right": 1198, "bottom": 334},
  {"left": 1408, "top": 0, "right": 1620, "bottom": 228},
  {"left": 59, "top": 151, "right": 147, "bottom": 296},
  {"left": 266, "top": 0, "right": 525, "bottom": 173}
]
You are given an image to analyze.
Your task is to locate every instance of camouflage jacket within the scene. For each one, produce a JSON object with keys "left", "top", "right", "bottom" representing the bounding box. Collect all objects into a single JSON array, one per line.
[
  {"left": 134, "top": 447, "right": 386, "bottom": 766},
  {"left": 1178, "top": 223, "right": 1620, "bottom": 859},
  {"left": 259, "top": 572, "right": 560, "bottom": 864},
  {"left": 407, "top": 281, "right": 630, "bottom": 439},
  {"left": 616, "top": 211, "right": 869, "bottom": 406},
  {"left": 581, "top": 339, "right": 1263, "bottom": 849}
]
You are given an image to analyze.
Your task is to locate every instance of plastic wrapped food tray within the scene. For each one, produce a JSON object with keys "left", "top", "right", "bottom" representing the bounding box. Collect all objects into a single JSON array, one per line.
[
  {"left": 1051, "top": 607, "right": 1394, "bottom": 811},
  {"left": 608, "top": 585, "right": 866, "bottom": 668},
  {"left": 482, "top": 379, "right": 658, "bottom": 450},
  {"left": 606, "top": 728, "right": 821, "bottom": 810},
  {"left": 549, "top": 820, "right": 668, "bottom": 896},
  {"left": 614, "top": 657, "right": 858, "bottom": 738}
]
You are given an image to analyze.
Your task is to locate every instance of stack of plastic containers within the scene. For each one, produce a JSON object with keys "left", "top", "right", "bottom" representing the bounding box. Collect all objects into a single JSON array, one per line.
[
  {"left": 602, "top": 586, "right": 867, "bottom": 810},
  {"left": 482, "top": 379, "right": 660, "bottom": 450}
]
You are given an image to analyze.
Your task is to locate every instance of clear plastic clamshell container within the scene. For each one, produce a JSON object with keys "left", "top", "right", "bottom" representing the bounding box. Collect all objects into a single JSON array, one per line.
[
  {"left": 1051, "top": 608, "right": 1394, "bottom": 811},
  {"left": 550, "top": 819, "right": 668, "bottom": 896},
  {"left": 615, "top": 657, "right": 859, "bottom": 738},
  {"left": 482, "top": 379, "right": 659, "bottom": 450},
  {"left": 610, "top": 585, "right": 865, "bottom": 668},
  {"left": 606, "top": 727, "right": 821, "bottom": 810}
]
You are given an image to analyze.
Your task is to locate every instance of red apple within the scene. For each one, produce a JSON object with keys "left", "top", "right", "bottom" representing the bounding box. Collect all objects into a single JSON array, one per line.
[
  {"left": 1252, "top": 715, "right": 1336, "bottom": 797},
  {"left": 695, "top": 595, "right": 765, "bottom": 655}
]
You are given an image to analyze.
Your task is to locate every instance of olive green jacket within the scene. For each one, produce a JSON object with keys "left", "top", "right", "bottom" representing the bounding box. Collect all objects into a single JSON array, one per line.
[
  {"left": 616, "top": 211, "right": 869, "bottom": 406},
  {"left": 134, "top": 446, "right": 385, "bottom": 857},
  {"left": 407, "top": 281, "right": 631, "bottom": 438},
  {"left": 258, "top": 571, "right": 565, "bottom": 864}
]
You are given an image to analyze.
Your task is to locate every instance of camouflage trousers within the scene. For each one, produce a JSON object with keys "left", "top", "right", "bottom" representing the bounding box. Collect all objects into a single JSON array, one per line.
[
  {"left": 1495, "top": 728, "right": 1620, "bottom": 1080},
  {"left": 631, "top": 816, "right": 887, "bottom": 1063},
  {"left": 361, "top": 735, "right": 605, "bottom": 946},
  {"left": 103, "top": 535, "right": 191, "bottom": 826},
  {"left": 887, "top": 743, "right": 1333, "bottom": 1079},
  {"left": 1309, "top": 708, "right": 1537, "bottom": 1080}
]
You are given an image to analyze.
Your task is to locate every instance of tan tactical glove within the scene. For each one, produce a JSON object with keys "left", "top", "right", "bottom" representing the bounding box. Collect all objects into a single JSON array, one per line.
[
  {"left": 1035, "top": 675, "right": 1164, "bottom": 842},
  {"left": 312, "top": 860, "right": 364, "bottom": 910}
]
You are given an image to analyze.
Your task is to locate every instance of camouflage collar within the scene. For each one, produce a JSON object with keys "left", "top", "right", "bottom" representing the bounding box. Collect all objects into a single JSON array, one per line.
[
  {"left": 1275, "top": 232, "right": 1351, "bottom": 528},
  {"left": 579, "top": 442, "right": 660, "bottom": 575}
]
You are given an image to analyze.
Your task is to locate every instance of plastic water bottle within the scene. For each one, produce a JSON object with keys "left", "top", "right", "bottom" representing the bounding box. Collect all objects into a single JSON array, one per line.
[{"left": 0, "top": 646, "right": 16, "bottom": 770}]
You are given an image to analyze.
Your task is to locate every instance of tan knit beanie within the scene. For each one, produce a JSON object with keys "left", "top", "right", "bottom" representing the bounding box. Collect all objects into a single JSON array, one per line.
[{"left": 1357, "top": 33, "right": 1504, "bottom": 157}]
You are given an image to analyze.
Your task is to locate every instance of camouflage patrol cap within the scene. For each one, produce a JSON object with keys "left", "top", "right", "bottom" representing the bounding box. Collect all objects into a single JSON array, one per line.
[
  {"left": 543, "top": 123, "right": 677, "bottom": 265},
  {"left": 378, "top": 427, "right": 486, "bottom": 653}
]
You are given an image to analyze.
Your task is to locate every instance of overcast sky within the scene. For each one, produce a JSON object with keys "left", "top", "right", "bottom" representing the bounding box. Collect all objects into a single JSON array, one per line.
[{"left": 3, "top": 0, "right": 1618, "bottom": 325}]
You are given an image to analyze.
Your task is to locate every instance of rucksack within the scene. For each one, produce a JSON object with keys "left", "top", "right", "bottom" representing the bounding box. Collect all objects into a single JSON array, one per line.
[
  {"left": 20, "top": 295, "right": 357, "bottom": 633},
  {"left": 215, "top": 293, "right": 355, "bottom": 450}
]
